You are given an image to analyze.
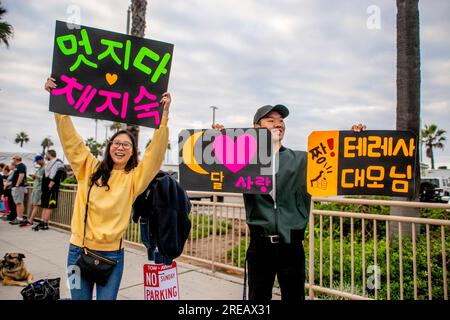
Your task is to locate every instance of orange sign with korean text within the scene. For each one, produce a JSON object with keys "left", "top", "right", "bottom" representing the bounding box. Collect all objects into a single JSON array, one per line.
[{"left": 307, "top": 130, "right": 417, "bottom": 197}]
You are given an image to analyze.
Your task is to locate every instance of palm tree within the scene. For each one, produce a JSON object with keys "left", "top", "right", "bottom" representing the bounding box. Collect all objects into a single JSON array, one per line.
[
  {"left": 421, "top": 124, "right": 446, "bottom": 169},
  {"left": 14, "top": 132, "right": 29, "bottom": 148},
  {"left": 110, "top": 122, "right": 123, "bottom": 133},
  {"left": 0, "top": 2, "right": 13, "bottom": 47},
  {"left": 127, "top": 0, "right": 148, "bottom": 149},
  {"left": 41, "top": 136, "right": 54, "bottom": 155},
  {"left": 85, "top": 137, "right": 104, "bottom": 158},
  {"left": 390, "top": 0, "right": 421, "bottom": 239}
]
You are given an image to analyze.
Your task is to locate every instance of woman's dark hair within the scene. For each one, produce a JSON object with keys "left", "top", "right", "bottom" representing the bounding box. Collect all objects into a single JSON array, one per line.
[{"left": 89, "top": 130, "right": 138, "bottom": 190}]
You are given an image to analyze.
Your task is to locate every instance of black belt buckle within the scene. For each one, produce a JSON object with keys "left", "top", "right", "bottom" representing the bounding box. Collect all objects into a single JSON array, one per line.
[{"left": 267, "top": 235, "right": 280, "bottom": 244}]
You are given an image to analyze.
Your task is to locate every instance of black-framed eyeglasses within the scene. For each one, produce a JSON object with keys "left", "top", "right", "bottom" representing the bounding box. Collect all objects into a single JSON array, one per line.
[{"left": 110, "top": 140, "right": 133, "bottom": 150}]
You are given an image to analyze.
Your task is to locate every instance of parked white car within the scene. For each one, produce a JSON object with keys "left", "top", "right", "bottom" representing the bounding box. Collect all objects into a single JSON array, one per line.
[{"left": 421, "top": 177, "right": 450, "bottom": 197}]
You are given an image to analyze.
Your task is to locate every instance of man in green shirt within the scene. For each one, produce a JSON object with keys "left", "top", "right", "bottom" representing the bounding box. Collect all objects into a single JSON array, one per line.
[
  {"left": 214, "top": 105, "right": 365, "bottom": 302},
  {"left": 214, "top": 104, "right": 308, "bottom": 301}
]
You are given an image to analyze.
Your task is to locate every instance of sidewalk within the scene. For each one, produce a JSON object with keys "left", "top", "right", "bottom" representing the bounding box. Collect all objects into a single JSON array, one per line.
[{"left": 0, "top": 219, "right": 279, "bottom": 300}]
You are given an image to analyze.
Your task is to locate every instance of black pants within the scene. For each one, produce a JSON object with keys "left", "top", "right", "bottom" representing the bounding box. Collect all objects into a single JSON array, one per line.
[
  {"left": 246, "top": 229, "right": 305, "bottom": 302},
  {"left": 4, "top": 188, "right": 17, "bottom": 220}
]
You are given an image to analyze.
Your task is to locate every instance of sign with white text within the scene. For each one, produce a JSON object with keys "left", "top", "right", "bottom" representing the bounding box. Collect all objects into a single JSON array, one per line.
[{"left": 143, "top": 262, "right": 179, "bottom": 300}]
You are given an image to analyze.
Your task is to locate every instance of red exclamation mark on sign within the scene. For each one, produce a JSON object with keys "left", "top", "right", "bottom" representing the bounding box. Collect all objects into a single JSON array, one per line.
[{"left": 327, "top": 138, "right": 335, "bottom": 157}]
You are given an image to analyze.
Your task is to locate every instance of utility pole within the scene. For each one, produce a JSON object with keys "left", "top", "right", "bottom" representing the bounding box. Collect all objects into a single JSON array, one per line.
[
  {"left": 210, "top": 106, "right": 218, "bottom": 125},
  {"left": 126, "top": 5, "right": 131, "bottom": 35},
  {"left": 123, "top": 5, "right": 132, "bottom": 131},
  {"left": 105, "top": 124, "right": 109, "bottom": 142}
]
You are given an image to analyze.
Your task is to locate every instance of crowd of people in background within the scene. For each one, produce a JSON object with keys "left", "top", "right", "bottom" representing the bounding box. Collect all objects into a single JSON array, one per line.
[{"left": 0, "top": 150, "right": 66, "bottom": 231}]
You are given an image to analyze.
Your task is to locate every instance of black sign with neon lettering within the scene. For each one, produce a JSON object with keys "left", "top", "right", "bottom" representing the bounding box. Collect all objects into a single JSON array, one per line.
[{"left": 49, "top": 20, "right": 174, "bottom": 128}]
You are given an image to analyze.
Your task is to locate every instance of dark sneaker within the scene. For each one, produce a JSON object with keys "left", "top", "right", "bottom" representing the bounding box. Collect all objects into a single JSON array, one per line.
[
  {"left": 40, "top": 223, "right": 49, "bottom": 230},
  {"left": 9, "top": 218, "right": 22, "bottom": 225},
  {"left": 32, "top": 222, "right": 43, "bottom": 231},
  {"left": 19, "top": 220, "right": 32, "bottom": 227}
]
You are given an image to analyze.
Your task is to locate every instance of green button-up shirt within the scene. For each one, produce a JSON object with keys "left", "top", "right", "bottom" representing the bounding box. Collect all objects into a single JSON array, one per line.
[{"left": 243, "top": 146, "right": 311, "bottom": 243}]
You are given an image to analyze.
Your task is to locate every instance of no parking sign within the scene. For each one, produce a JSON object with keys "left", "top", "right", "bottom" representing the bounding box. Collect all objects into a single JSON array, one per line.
[{"left": 143, "top": 262, "right": 179, "bottom": 300}]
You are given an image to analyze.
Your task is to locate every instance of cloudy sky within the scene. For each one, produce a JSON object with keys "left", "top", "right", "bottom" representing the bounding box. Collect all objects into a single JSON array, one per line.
[{"left": 1, "top": 0, "right": 449, "bottom": 168}]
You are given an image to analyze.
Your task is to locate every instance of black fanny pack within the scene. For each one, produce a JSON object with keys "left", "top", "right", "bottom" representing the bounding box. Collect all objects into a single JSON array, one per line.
[
  {"left": 75, "top": 184, "right": 121, "bottom": 286},
  {"left": 76, "top": 247, "right": 118, "bottom": 286}
]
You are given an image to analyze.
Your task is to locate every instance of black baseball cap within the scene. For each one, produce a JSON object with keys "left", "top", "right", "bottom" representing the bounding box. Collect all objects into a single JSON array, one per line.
[{"left": 253, "top": 104, "right": 289, "bottom": 124}]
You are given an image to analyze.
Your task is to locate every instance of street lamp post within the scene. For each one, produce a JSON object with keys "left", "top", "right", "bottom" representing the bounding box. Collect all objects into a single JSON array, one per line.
[
  {"left": 95, "top": 119, "right": 98, "bottom": 142},
  {"left": 126, "top": 5, "right": 131, "bottom": 35},
  {"left": 124, "top": 5, "right": 132, "bottom": 133},
  {"left": 105, "top": 124, "right": 110, "bottom": 143},
  {"left": 210, "top": 106, "right": 218, "bottom": 125}
]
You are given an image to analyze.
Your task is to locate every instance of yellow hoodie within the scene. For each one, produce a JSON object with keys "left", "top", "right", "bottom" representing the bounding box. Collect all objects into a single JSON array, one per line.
[{"left": 55, "top": 113, "right": 168, "bottom": 251}]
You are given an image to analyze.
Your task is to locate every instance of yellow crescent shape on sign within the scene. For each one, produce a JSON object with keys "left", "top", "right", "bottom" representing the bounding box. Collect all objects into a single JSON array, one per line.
[{"left": 182, "top": 131, "right": 209, "bottom": 175}]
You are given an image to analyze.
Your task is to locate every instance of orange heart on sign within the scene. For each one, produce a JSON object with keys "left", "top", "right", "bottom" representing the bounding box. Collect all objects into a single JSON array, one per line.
[{"left": 105, "top": 73, "right": 118, "bottom": 85}]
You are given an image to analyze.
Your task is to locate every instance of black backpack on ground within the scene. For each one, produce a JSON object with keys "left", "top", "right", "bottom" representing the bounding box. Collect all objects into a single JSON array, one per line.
[
  {"left": 132, "top": 171, "right": 192, "bottom": 260},
  {"left": 21, "top": 278, "right": 61, "bottom": 300}
]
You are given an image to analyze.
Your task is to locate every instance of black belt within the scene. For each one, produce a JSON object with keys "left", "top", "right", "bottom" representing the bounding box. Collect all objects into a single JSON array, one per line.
[
  {"left": 249, "top": 226, "right": 305, "bottom": 244},
  {"left": 251, "top": 233, "right": 281, "bottom": 244},
  {"left": 249, "top": 227, "right": 281, "bottom": 244},
  {"left": 265, "top": 234, "right": 280, "bottom": 244}
]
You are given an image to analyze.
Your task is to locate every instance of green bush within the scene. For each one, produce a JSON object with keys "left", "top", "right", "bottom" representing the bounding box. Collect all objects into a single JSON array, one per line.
[
  {"left": 60, "top": 176, "right": 77, "bottom": 190},
  {"left": 304, "top": 232, "right": 449, "bottom": 300},
  {"left": 189, "top": 213, "right": 232, "bottom": 240},
  {"left": 228, "top": 238, "right": 247, "bottom": 267}
]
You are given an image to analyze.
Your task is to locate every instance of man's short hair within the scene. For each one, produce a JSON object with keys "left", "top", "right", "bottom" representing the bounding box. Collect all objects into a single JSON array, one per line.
[
  {"left": 12, "top": 154, "right": 22, "bottom": 161},
  {"left": 47, "top": 150, "right": 57, "bottom": 158}
]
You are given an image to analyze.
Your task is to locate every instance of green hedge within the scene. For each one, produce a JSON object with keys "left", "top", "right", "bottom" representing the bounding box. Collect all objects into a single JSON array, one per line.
[
  {"left": 60, "top": 176, "right": 77, "bottom": 190},
  {"left": 305, "top": 232, "right": 449, "bottom": 300},
  {"left": 189, "top": 213, "right": 232, "bottom": 240}
]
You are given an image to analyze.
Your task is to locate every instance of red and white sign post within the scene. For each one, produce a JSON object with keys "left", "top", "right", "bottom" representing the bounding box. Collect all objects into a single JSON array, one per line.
[{"left": 143, "top": 261, "right": 180, "bottom": 300}]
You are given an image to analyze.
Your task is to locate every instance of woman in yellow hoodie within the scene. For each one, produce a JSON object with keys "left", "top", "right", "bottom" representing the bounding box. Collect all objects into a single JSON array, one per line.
[{"left": 45, "top": 77, "right": 170, "bottom": 300}]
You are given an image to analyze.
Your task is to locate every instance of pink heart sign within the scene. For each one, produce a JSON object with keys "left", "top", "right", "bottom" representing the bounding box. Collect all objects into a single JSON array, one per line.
[{"left": 213, "top": 134, "right": 257, "bottom": 173}]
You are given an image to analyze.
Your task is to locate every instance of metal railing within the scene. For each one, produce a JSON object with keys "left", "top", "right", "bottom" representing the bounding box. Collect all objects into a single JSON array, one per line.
[
  {"left": 184, "top": 191, "right": 248, "bottom": 273},
  {"left": 308, "top": 197, "right": 449, "bottom": 300},
  {"left": 22, "top": 186, "right": 449, "bottom": 300},
  {"left": 24, "top": 185, "right": 76, "bottom": 231}
]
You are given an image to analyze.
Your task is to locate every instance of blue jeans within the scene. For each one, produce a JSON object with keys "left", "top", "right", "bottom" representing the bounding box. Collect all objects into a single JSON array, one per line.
[
  {"left": 140, "top": 218, "right": 173, "bottom": 265},
  {"left": 67, "top": 244, "right": 124, "bottom": 300}
]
